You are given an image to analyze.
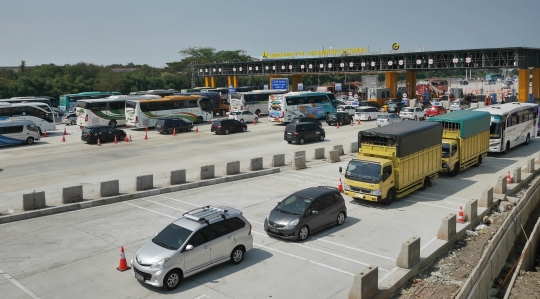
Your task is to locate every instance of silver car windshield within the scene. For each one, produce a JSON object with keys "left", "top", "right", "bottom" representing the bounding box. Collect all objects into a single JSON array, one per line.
[
  {"left": 275, "top": 195, "right": 312, "bottom": 215},
  {"left": 152, "top": 224, "right": 193, "bottom": 251},
  {"left": 345, "top": 160, "right": 381, "bottom": 183}
]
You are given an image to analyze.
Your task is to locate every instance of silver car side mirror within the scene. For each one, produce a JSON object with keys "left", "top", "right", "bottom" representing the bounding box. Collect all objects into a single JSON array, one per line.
[{"left": 185, "top": 244, "right": 194, "bottom": 251}]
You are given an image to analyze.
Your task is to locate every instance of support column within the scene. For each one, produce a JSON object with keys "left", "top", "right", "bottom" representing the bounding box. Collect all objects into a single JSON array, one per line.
[
  {"left": 233, "top": 76, "right": 238, "bottom": 88},
  {"left": 386, "top": 71, "right": 398, "bottom": 98},
  {"left": 227, "top": 76, "right": 233, "bottom": 87},
  {"left": 532, "top": 68, "right": 540, "bottom": 101},
  {"left": 518, "top": 69, "right": 529, "bottom": 102},
  {"left": 405, "top": 71, "right": 416, "bottom": 98},
  {"left": 205, "top": 77, "right": 210, "bottom": 87},
  {"left": 292, "top": 74, "right": 302, "bottom": 91},
  {"left": 210, "top": 77, "right": 216, "bottom": 88}
]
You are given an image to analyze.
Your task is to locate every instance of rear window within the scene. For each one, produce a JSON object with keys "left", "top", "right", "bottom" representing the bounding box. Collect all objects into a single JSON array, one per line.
[
  {"left": 230, "top": 111, "right": 240, "bottom": 115},
  {"left": 402, "top": 107, "right": 414, "bottom": 112},
  {"left": 285, "top": 124, "right": 297, "bottom": 131},
  {"left": 83, "top": 127, "right": 92, "bottom": 133},
  {"left": 156, "top": 119, "right": 166, "bottom": 125},
  {"left": 212, "top": 120, "right": 223, "bottom": 125}
]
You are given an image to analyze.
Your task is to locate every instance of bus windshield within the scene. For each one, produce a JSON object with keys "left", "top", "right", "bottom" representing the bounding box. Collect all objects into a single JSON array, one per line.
[{"left": 490, "top": 116, "right": 502, "bottom": 139}]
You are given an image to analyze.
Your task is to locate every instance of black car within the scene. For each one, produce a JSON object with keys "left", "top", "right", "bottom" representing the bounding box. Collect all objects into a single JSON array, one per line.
[
  {"left": 81, "top": 125, "right": 126, "bottom": 144},
  {"left": 155, "top": 117, "right": 193, "bottom": 134},
  {"left": 210, "top": 119, "right": 247, "bottom": 135},
  {"left": 264, "top": 186, "right": 347, "bottom": 240},
  {"left": 290, "top": 116, "right": 322, "bottom": 128},
  {"left": 284, "top": 122, "right": 325, "bottom": 144},
  {"left": 326, "top": 112, "right": 352, "bottom": 126}
]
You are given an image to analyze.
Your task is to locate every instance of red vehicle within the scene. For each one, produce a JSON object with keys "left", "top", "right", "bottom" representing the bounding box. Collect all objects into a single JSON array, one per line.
[{"left": 425, "top": 104, "right": 447, "bottom": 117}]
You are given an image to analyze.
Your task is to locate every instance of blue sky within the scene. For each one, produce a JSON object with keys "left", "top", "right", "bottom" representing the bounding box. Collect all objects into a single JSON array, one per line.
[{"left": 1, "top": 0, "right": 539, "bottom": 67}]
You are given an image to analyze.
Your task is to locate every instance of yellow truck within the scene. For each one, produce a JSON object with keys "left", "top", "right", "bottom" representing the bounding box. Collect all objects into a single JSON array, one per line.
[
  {"left": 427, "top": 110, "right": 490, "bottom": 177},
  {"left": 339, "top": 122, "right": 442, "bottom": 205}
]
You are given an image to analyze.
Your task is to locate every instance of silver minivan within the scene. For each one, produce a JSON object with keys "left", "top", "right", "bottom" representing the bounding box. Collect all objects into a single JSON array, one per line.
[{"left": 131, "top": 206, "right": 253, "bottom": 290}]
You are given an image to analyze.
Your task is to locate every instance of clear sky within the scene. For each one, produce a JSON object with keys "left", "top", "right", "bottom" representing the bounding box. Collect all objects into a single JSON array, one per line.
[{"left": 1, "top": 0, "right": 539, "bottom": 67}]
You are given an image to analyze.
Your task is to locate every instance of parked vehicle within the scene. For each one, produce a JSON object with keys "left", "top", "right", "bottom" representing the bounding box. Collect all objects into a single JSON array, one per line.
[
  {"left": 0, "top": 119, "right": 40, "bottom": 146},
  {"left": 326, "top": 112, "right": 352, "bottom": 126},
  {"left": 132, "top": 206, "right": 253, "bottom": 290},
  {"left": 290, "top": 116, "right": 322, "bottom": 128},
  {"left": 399, "top": 107, "right": 425, "bottom": 120},
  {"left": 337, "top": 105, "right": 356, "bottom": 116},
  {"left": 449, "top": 99, "right": 470, "bottom": 112},
  {"left": 210, "top": 119, "right": 247, "bottom": 135},
  {"left": 387, "top": 102, "right": 406, "bottom": 114},
  {"left": 264, "top": 186, "right": 347, "bottom": 240},
  {"left": 426, "top": 104, "right": 447, "bottom": 117},
  {"left": 354, "top": 107, "right": 380, "bottom": 121},
  {"left": 229, "top": 110, "right": 258, "bottom": 123},
  {"left": 428, "top": 110, "right": 490, "bottom": 176},
  {"left": 357, "top": 101, "right": 382, "bottom": 110},
  {"left": 376, "top": 113, "right": 403, "bottom": 127},
  {"left": 340, "top": 121, "right": 442, "bottom": 205},
  {"left": 155, "top": 117, "right": 193, "bottom": 134},
  {"left": 61, "top": 113, "right": 77, "bottom": 125},
  {"left": 81, "top": 125, "right": 126, "bottom": 144},
  {"left": 284, "top": 122, "right": 325, "bottom": 144}
]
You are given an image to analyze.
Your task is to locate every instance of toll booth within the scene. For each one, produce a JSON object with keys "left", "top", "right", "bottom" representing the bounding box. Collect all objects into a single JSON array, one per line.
[{"left": 368, "top": 88, "right": 390, "bottom": 105}]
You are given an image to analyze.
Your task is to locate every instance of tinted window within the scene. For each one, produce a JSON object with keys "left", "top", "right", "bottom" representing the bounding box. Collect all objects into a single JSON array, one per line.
[
  {"left": 0, "top": 125, "right": 24, "bottom": 134},
  {"left": 152, "top": 223, "right": 193, "bottom": 250},
  {"left": 224, "top": 217, "right": 246, "bottom": 232},
  {"left": 310, "top": 198, "right": 324, "bottom": 212},
  {"left": 199, "top": 226, "right": 219, "bottom": 242},
  {"left": 209, "top": 223, "right": 230, "bottom": 237},
  {"left": 188, "top": 231, "right": 207, "bottom": 247},
  {"left": 107, "top": 128, "right": 116, "bottom": 133},
  {"left": 27, "top": 124, "right": 37, "bottom": 132},
  {"left": 99, "top": 127, "right": 108, "bottom": 133},
  {"left": 322, "top": 194, "right": 336, "bottom": 209}
]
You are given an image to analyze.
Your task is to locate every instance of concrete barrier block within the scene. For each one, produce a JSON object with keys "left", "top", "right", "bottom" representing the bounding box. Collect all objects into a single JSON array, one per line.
[
  {"left": 80, "top": 201, "right": 93, "bottom": 209},
  {"left": 326, "top": 150, "right": 341, "bottom": 163},
  {"left": 350, "top": 142, "right": 359, "bottom": 154},
  {"left": 25, "top": 210, "right": 41, "bottom": 219},
  {"left": 66, "top": 203, "right": 81, "bottom": 211},
  {"left": 0, "top": 215, "right": 12, "bottom": 224},
  {"left": 525, "top": 158, "right": 535, "bottom": 173},
  {"left": 39, "top": 207, "right": 55, "bottom": 216},
  {"left": 437, "top": 214, "right": 456, "bottom": 241},
  {"left": 92, "top": 199, "right": 107, "bottom": 207},
  {"left": 512, "top": 167, "right": 521, "bottom": 184},
  {"left": 53, "top": 206, "right": 68, "bottom": 214},
  {"left": 295, "top": 151, "right": 306, "bottom": 158},
  {"left": 100, "top": 180, "right": 119, "bottom": 197},
  {"left": 225, "top": 161, "right": 240, "bottom": 175},
  {"left": 396, "top": 236, "right": 420, "bottom": 269},
  {"left": 198, "top": 165, "right": 215, "bottom": 180},
  {"left": 313, "top": 148, "right": 325, "bottom": 160},
  {"left": 62, "top": 186, "right": 83, "bottom": 204},
  {"left": 465, "top": 199, "right": 478, "bottom": 222},
  {"left": 494, "top": 176, "right": 507, "bottom": 194},
  {"left": 292, "top": 156, "right": 307, "bottom": 170},
  {"left": 250, "top": 157, "right": 263, "bottom": 171},
  {"left": 271, "top": 154, "right": 285, "bottom": 167},
  {"left": 22, "top": 191, "right": 46, "bottom": 211},
  {"left": 11, "top": 213, "right": 26, "bottom": 222},
  {"left": 159, "top": 187, "right": 171, "bottom": 194},
  {"left": 334, "top": 145, "right": 344, "bottom": 155},
  {"left": 136, "top": 175, "right": 153, "bottom": 191},
  {"left": 348, "top": 266, "right": 378, "bottom": 299},
  {"left": 170, "top": 169, "right": 186, "bottom": 185},
  {"left": 479, "top": 187, "right": 493, "bottom": 208}
]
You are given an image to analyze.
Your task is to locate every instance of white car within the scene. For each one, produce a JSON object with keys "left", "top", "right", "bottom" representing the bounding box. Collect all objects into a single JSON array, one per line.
[
  {"left": 354, "top": 107, "right": 380, "bottom": 121},
  {"left": 399, "top": 107, "right": 425, "bottom": 120},
  {"left": 229, "top": 110, "right": 258, "bottom": 123},
  {"left": 337, "top": 105, "right": 356, "bottom": 116},
  {"left": 376, "top": 113, "right": 403, "bottom": 127},
  {"left": 449, "top": 99, "right": 470, "bottom": 112}
]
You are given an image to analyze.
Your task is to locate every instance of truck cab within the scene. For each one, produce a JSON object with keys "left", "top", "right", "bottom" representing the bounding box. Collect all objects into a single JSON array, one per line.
[
  {"left": 340, "top": 157, "right": 394, "bottom": 203},
  {"left": 442, "top": 139, "right": 459, "bottom": 175}
]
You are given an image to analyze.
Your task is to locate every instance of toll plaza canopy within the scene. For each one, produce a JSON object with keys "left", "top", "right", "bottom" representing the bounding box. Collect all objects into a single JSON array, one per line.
[{"left": 196, "top": 47, "right": 540, "bottom": 77}]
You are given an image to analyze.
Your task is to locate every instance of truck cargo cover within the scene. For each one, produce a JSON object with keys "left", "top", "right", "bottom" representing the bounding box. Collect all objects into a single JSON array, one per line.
[
  {"left": 427, "top": 110, "right": 490, "bottom": 139},
  {"left": 358, "top": 121, "right": 442, "bottom": 158}
]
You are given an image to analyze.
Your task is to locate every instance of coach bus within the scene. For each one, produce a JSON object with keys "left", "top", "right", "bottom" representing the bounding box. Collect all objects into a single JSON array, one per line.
[
  {"left": 59, "top": 92, "right": 121, "bottom": 113},
  {"left": 476, "top": 102, "right": 538, "bottom": 153},
  {"left": 268, "top": 91, "right": 338, "bottom": 123},
  {"left": 1, "top": 97, "right": 59, "bottom": 114},
  {"left": 230, "top": 90, "right": 288, "bottom": 116},
  {"left": 125, "top": 95, "right": 213, "bottom": 128},
  {"left": 0, "top": 102, "right": 56, "bottom": 134}
]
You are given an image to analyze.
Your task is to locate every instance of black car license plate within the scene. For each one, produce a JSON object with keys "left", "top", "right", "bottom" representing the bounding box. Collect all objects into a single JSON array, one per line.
[{"left": 135, "top": 272, "right": 144, "bottom": 281}]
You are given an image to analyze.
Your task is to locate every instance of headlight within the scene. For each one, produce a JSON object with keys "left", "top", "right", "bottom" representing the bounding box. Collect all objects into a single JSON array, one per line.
[
  {"left": 342, "top": 181, "right": 349, "bottom": 190},
  {"left": 442, "top": 162, "right": 449, "bottom": 168},
  {"left": 287, "top": 218, "right": 299, "bottom": 227},
  {"left": 371, "top": 188, "right": 382, "bottom": 196},
  {"left": 150, "top": 257, "right": 169, "bottom": 269},
  {"left": 490, "top": 141, "right": 500, "bottom": 147}
]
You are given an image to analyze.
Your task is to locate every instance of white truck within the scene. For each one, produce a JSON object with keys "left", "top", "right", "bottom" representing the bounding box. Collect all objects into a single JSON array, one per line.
[{"left": 399, "top": 106, "right": 426, "bottom": 120}]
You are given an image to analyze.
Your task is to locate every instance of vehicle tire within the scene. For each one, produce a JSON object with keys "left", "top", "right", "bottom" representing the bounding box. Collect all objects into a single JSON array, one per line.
[
  {"left": 239, "top": 119, "right": 244, "bottom": 124},
  {"left": 451, "top": 164, "right": 459, "bottom": 177},
  {"left": 525, "top": 133, "right": 530, "bottom": 145},
  {"left": 71, "top": 120, "right": 76, "bottom": 125},
  {"left": 368, "top": 117, "right": 371, "bottom": 121},
  {"left": 287, "top": 141, "right": 292, "bottom": 144},
  {"left": 26, "top": 137, "right": 34, "bottom": 145},
  {"left": 230, "top": 246, "right": 245, "bottom": 265},
  {"left": 255, "top": 109, "right": 261, "bottom": 116},
  {"left": 108, "top": 120, "right": 116, "bottom": 128},
  {"left": 383, "top": 188, "right": 395, "bottom": 206},
  {"left": 38, "top": 127, "right": 42, "bottom": 136},
  {"left": 297, "top": 225, "right": 310, "bottom": 241},
  {"left": 299, "top": 137, "right": 305, "bottom": 145},
  {"left": 414, "top": 116, "right": 418, "bottom": 121},
  {"left": 242, "top": 126, "right": 247, "bottom": 132},
  {"left": 319, "top": 134, "right": 325, "bottom": 141},
  {"left": 254, "top": 117, "right": 258, "bottom": 123},
  {"left": 503, "top": 142, "right": 510, "bottom": 154},
  {"left": 474, "top": 155, "right": 482, "bottom": 167},
  {"left": 225, "top": 129, "right": 230, "bottom": 135},
  {"left": 121, "top": 134, "right": 126, "bottom": 141},
  {"left": 196, "top": 116, "right": 203, "bottom": 124},
  {"left": 163, "top": 269, "right": 182, "bottom": 291},
  {"left": 336, "top": 212, "right": 346, "bottom": 226}
]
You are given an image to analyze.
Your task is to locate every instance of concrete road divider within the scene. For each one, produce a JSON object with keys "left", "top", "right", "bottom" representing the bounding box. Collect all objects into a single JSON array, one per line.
[
  {"left": 396, "top": 236, "right": 420, "bottom": 269},
  {"left": 294, "top": 151, "right": 306, "bottom": 158},
  {"left": 513, "top": 167, "right": 521, "bottom": 183},
  {"left": 62, "top": 185, "right": 83, "bottom": 204},
  {"left": 333, "top": 145, "right": 344, "bottom": 155},
  {"left": 326, "top": 150, "right": 341, "bottom": 163},
  {"left": 22, "top": 191, "right": 46, "bottom": 211},
  {"left": 271, "top": 154, "right": 285, "bottom": 167},
  {"left": 313, "top": 148, "right": 325, "bottom": 160},
  {"left": 249, "top": 157, "right": 263, "bottom": 171},
  {"left": 199, "top": 165, "right": 215, "bottom": 180},
  {"left": 525, "top": 157, "right": 535, "bottom": 173},
  {"left": 170, "top": 169, "right": 186, "bottom": 185},
  {"left": 225, "top": 161, "right": 240, "bottom": 175},
  {"left": 100, "top": 180, "right": 119, "bottom": 197},
  {"left": 348, "top": 266, "right": 378, "bottom": 299},
  {"left": 292, "top": 156, "right": 307, "bottom": 170},
  {"left": 136, "top": 175, "right": 153, "bottom": 191},
  {"left": 437, "top": 214, "right": 456, "bottom": 241},
  {"left": 494, "top": 175, "right": 507, "bottom": 194},
  {"left": 479, "top": 187, "right": 493, "bottom": 208},
  {"left": 350, "top": 142, "right": 359, "bottom": 155},
  {"left": 464, "top": 199, "right": 478, "bottom": 222}
]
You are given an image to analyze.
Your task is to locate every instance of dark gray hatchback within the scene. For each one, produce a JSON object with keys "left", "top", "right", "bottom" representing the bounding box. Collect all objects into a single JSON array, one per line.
[
  {"left": 264, "top": 186, "right": 347, "bottom": 241},
  {"left": 284, "top": 122, "right": 325, "bottom": 145}
]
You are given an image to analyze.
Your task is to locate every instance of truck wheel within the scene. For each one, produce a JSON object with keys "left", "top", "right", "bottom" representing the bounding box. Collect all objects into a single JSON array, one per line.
[
  {"left": 503, "top": 142, "right": 510, "bottom": 154},
  {"left": 474, "top": 155, "right": 482, "bottom": 167},
  {"left": 525, "top": 133, "right": 530, "bottom": 145},
  {"left": 382, "top": 189, "right": 395, "bottom": 206},
  {"left": 451, "top": 164, "right": 459, "bottom": 177},
  {"left": 420, "top": 177, "right": 431, "bottom": 190}
]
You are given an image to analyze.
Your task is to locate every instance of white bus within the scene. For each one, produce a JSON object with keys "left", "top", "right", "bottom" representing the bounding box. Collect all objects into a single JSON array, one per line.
[
  {"left": 0, "top": 97, "right": 59, "bottom": 115},
  {"left": 230, "top": 90, "right": 288, "bottom": 116},
  {"left": 0, "top": 118, "right": 41, "bottom": 146},
  {"left": 268, "top": 91, "right": 338, "bottom": 123},
  {"left": 0, "top": 102, "right": 56, "bottom": 134},
  {"left": 76, "top": 95, "right": 159, "bottom": 128},
  {"left": 125, "top": 95, "right": 213, "bottom": 128},
  {"left": 476, "top": 102, "right": 538, "bottom": 153}
]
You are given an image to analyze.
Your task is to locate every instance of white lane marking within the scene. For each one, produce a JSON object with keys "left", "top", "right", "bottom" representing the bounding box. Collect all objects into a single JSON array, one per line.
[
  {"left": 158, "top": 195, "right": 200, "bottom": 207},
  {"left": 378, "top": 266, "right": 399, "bottom": 284},
  {"left": 421, "top": 236, "right": 438, "bottom": 251},
  {"left": 0, "top": 268, "right": 42, "bottom": 299},
  {"left": 402, "top": 199, "right": 457, "bottom": 210},
  {"left": 253, "top": 243, "right": 354, "bottom": 277},
  {"left": 125, "top": 203, "right": 176, "bottom": 219},
  {"left": 271, "top": 175, "right": 319, "bottom": 185},
  {"left": 193, "top": 295, "right": 207, "bottom": 299},
  {"left": 302, "top": 172, "right": 342, "bottom": 179},
  {"left": 407, "top": 195, "right": 463, "bottom": 205},
  {"left": 415, "top": 192, "right": 468, "bottom": 201},
  {"left": 140, "top": 199, "right": 188, "bottom": 212},
  {"left": 279, "top": 173, "right": 333, "bottom": 183}
]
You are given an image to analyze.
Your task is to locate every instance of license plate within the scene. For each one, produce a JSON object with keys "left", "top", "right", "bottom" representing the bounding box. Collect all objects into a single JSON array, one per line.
[
  {"left": 287, "top": 132, "right": 292, "bottom": 135},
  {"left": 269, "top": 228, "right": 278, "bottom": 233},
  {"left": 135, "top": 273, "right": 144, "bottom": 281},
  {"left": 157, "top": 125, "right": 161, "bottom": 128}
]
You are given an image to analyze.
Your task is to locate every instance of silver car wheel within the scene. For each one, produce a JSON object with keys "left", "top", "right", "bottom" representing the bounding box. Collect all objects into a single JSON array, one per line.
[
  {"left": 233, "top": 249, "right": 243, "bottom": 263},
  {"left": 337, "top": 212, "right": 345, "bottom": 225},
  {"left": 298, "top": 226, "right": 309, "bottom": 240},
  {"left": 167, "top": 273, "right": 179, "bottom": 288}
]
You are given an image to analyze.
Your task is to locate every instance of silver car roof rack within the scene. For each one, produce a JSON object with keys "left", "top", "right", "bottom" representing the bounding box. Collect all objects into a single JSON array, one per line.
[{"left": 183, "top": 206, "right": 228, "bottom": 224}]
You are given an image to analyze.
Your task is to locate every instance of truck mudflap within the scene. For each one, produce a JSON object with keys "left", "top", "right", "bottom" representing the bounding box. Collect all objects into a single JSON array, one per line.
[{"left": 343, "top": 190, "right": 381, "bottom": 202}]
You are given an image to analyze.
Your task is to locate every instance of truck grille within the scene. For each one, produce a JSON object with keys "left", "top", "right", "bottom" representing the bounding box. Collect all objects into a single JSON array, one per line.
[{"left": 349, "top": 186, "right": 371, "bottom": 194}]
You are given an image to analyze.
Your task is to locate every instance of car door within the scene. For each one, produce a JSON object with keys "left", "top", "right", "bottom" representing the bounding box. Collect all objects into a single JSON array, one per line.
[
  {"left": 205, "top": 223, "right": 235, "bottom": 264},
  {"left": 320, "top": 194, "right": 338, "bottom": 226},
  {"left": 98, "top": 127, "right": 109, "bottom": 141},
  {"left": 183, "top": 230, "right": 212, "bottom": 274},
  {"left": 304, "top": 198, "right": 326, "bottom": 231},
  {"left": 243, "top": 111, "right": 253, "bottom": 122},
  {"left": 107, "top": 127, "right": 117, "bottom": 140}
]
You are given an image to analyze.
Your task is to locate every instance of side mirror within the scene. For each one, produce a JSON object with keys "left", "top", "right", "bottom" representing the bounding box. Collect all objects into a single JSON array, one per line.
[
  {"left": 339, "top": 166, "right": 343, "bottom": 174},
  {"left": 185, "top": 244, "right": 194, "bottom": 251},
  {"left": 312, "top": 210, "right": 318, "bottom": 214}
]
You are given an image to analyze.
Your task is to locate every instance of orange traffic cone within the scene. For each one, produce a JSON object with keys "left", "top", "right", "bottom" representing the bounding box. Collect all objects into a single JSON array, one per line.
[
  {"left": 61, "top": 135, "right": 66, "bottom": 142},
  {"left": 145, "top": 126, "right": 148, "bottom": 132},
  {"left": 43, "top": 130, "right": 48, "bottom": 137},
  {"left": 195, "top": 126, "right": 199, "bottom": 133},
  {"left": 125, "top": 124, "right": 129, "bottom": 128},
  {"left": 63, "top": 128, "right": 67, "bottom": 135},
  {"left": 144, "top": 131, "right": 148, "bottom": 140},
  {"left": 172, "top": 128, "right": 176, "bottom": 136},
  {"left": 350, "top": 119, "right": 353, "bottom": 126},
  {"left": 97, "top": 138, "right": 101, "bottom": 146},
  {"left": 114, "top": 135, "right": 118, "bottom": 144},
  {"left": 124, "top": 136, "right": 129, "bottom": 142},
  {"left": 117, "top": 246, "right": 131, "bottom": 272},
  {"left": 336, "top": 122, "right": 340, "bottom": 129},
  {"left": 129, "top": 135, "right": 132, "bottom": 142},
  {"left": 357, "top": 119, "right": 361, "bottom": 125},
  {"left": 457, "top": 206, "right": 465, "bottom": 223},
  {"left": 506, "top": 171, "right": 512, "bottom": 184},
  {"left": 338, "top": 178, "right": 344, "bottom": 193},
  {"left": 253, "top": 118, "right": 257, "bottom": 125}
]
